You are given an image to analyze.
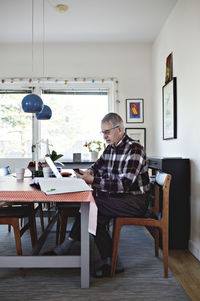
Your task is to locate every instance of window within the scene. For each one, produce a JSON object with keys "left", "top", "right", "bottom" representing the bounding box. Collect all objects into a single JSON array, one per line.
[
  {"left": 0, "top": 80, "right": 113, "bottom": 161},
  {"left": 0, "top": 91, "right": 32, "bottom": 158},
  {"left": 40, "top": 91, "right": 108, "bottom": 160}
]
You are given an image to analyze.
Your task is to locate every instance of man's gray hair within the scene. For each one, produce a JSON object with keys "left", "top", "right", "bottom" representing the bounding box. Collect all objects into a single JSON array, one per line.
[{"left": 102, "top": 112, "right": 124, "bottom": 130}]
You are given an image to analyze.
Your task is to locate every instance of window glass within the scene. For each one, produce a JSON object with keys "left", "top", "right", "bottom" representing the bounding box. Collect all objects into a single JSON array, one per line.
[
  {"left": 0, "top": 93, "right": 32, "bottom": 158},
  {"left": 40, "top": 93, "right": 108, "bottom": 160}
]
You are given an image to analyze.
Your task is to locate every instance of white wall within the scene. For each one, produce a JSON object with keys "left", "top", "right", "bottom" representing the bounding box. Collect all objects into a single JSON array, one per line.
[
  {"left": 152, "top": 0, "right": 200, "bottom": 260},
  {"left": 0, "top": 42, "right": 153, "bottom": 171}
]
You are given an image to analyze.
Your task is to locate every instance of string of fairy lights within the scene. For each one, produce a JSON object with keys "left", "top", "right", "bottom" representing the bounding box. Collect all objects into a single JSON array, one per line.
[{"left": 0, "top": 76, "right": 120, "bottom": 104}]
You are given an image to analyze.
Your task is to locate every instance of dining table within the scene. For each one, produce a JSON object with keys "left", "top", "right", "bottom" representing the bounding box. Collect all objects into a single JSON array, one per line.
[{"left": 0, "top": 176, "right": 97, "bottom": 288}]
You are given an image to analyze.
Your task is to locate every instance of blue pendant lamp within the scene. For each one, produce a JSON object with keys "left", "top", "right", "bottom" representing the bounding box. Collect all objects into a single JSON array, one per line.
[
  {"left": 36, "top": 105, "right": 52, "bottom": 120},
  {"left": 22, "top": 93, "right": 44, "bottom": 113}
]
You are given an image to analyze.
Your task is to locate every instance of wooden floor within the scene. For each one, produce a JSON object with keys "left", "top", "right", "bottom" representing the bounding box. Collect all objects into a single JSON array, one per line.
[{"left": 168, "top": 250, "right": 200, "bottom": 301}]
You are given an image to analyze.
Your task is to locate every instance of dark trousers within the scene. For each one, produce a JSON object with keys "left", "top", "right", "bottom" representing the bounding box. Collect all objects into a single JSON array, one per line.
[{"left": 69, "top": 191, "right": 149, "bottom": 260}]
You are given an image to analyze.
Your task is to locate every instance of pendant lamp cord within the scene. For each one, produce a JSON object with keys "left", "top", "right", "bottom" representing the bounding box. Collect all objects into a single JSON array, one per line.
[
  {"left": 32, "top": 0, "right": 34, "bottom": 74},
  {"left": 43, "top": 0, "right": 45, "bottom": 77},
  {"left": 32, "top": 0, "right": 45, "bottom": 76}
]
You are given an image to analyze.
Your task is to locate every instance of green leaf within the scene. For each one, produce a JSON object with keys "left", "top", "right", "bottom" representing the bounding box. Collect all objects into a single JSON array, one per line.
[{"left": 50, "top": 150, "right": 63, "bottom": 161}]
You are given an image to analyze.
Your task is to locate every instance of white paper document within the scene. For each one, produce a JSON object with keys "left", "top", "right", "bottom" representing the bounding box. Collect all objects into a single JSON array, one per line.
[{"left": 38, "top": 177, "right": 93, "bottom": 195}]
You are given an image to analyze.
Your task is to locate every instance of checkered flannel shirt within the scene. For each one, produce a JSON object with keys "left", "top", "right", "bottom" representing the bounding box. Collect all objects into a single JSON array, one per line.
[{"left": 91, "top": 134, "right": 150, "bottom": 195}]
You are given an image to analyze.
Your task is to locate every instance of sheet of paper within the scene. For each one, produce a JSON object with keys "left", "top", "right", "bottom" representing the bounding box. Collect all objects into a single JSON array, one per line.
[{"left": 38, "top": 177, "right": 93, "bottom": 195}]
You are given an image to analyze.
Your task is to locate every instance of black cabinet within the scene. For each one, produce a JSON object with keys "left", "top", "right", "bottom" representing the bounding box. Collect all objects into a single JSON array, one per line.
[{"left": 147, "top": 157, "right": 190, "bottom": 249}]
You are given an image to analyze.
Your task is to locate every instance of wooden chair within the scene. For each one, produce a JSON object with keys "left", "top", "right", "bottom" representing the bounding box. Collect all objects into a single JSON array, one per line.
[
  {"left": 0, "top": 204, "right": 37, "bottom": 276},
  {"left": 0, "top": 166, "right": 38, "bottom": 275},
  {"left": 0, "top": 166, "right": 44, "bottom": 234},
  {"left": 56, "top": 203, "right": 79, "bottom": 245},
  {"left": 110, "top": 171, "right": 171, "bottom": 278}
]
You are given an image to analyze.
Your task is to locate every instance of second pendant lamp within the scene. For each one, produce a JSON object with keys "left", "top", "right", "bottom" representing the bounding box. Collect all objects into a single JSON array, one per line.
[{"left": 36, "top": 105, "right": 52, "bottom": 120}]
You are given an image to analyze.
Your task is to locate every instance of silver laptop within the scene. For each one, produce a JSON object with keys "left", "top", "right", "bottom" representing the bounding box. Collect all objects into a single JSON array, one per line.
[{"left": 45, "top": 156, "right": 62, "bottom": 178}]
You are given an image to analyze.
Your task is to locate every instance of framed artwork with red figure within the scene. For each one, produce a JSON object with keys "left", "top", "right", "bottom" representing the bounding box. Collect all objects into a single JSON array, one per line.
[{"left": 126, "top": 99, "right": 144, "bottom": 123}]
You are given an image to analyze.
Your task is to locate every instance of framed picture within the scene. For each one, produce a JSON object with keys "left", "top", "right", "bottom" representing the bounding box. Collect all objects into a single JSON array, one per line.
[
  {"left": 125, "top": 128, "right": 146, "bottom": 151},
  {"left": 163, "top": 77, "right": 177, "bottom": 140},
  {"left": 165, "top": 53, "right": 173, "bottom": 84},
  {"left": 126, "top": 98, "right": 144, "bottom": 123}
]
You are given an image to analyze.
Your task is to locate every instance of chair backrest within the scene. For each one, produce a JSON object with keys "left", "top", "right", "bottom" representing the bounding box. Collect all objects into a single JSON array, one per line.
[
  {"left": 152, "top": 171, "right": 171, "bottom": 221},
  {"left": 155, "top": 172, "right": 168, "bottom": 186},
  {"left": 0, "top": 166, "right": 11, "bottom": 176}
]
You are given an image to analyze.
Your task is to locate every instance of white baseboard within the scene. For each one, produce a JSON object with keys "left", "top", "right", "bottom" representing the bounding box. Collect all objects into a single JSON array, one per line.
[{"left": 189, "top": 240, "right": 200, "bottom": 261}]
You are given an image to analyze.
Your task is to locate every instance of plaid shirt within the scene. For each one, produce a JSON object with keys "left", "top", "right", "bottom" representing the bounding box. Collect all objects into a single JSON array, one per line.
[{"left": 91, "top": 134, "right": 150, "bottom": 195}]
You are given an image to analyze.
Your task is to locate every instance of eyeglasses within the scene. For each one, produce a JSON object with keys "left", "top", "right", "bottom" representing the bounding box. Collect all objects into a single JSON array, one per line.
[{"left": 100, "top": 125, "right": 120, "bottom": 135}]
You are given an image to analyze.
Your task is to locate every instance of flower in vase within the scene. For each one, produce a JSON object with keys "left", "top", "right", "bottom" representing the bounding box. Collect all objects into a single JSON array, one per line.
[{"left": 84, "top": 140, "right": 104, "bottom": 152}]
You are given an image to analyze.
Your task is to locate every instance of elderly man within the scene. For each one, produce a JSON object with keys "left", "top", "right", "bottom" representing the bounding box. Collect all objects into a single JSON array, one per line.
[{"left": 44, "top": 112, "right": 150, "bottom": 277}]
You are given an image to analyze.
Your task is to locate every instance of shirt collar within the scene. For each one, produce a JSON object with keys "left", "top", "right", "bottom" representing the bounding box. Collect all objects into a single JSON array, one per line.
[{"left": 111, "top": 134, "right": 128, "bottom": 150}]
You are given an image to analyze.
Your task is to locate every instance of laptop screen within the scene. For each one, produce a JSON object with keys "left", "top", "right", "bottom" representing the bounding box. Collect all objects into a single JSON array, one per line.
[{"left": 45, "top": 156, "right": 62, "bottom": 178}]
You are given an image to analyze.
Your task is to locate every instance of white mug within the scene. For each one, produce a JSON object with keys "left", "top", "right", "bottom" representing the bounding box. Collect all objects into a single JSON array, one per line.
[
  {"left": 15, "top": 168, "right": 25, "bottom": 180},
  {"left": 43, "top": 167, "right": 51, "bottom": 178}
]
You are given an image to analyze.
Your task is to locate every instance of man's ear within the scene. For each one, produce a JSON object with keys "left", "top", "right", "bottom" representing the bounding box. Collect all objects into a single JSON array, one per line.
[{"left": 118, "top": 126, "right": 123, "bottom": 134}]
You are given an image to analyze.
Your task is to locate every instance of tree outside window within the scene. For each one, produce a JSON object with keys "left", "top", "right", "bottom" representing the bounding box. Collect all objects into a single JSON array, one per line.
[{"left": 0, "top": 93, "right": 32, "bottom": 158}]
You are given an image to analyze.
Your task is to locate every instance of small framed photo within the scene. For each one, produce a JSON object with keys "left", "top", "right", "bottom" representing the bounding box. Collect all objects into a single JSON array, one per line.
[
  {"left": 126, "top": 98, "right": 144, "bottom": 123},
  {"left": 163, "top": 77, "right": 177, "bottom": 140},
  {"left": 125, "top": 128, "right": 146, "bottom": 151}
]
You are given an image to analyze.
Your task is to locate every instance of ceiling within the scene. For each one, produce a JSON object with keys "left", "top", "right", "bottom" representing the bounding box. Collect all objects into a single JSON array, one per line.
[{"left": 0, "top": 0, "right": 178, "bottom": 43}]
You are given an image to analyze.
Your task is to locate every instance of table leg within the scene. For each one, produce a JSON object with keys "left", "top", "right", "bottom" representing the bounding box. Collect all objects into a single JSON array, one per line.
[{"left": 80, "top": 202, "right": 89, "bottom": 288}]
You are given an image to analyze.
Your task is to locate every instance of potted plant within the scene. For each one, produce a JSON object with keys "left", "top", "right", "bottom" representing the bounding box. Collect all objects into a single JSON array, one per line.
[
  {"left": 49, "top": 150, "right": 63, "bottom": 162},
  {"left": 84, "top": 140, "right": 104, "bottom": 161},
  {"left": 47, "top": 150, "right": 64, "bottom": 172}
]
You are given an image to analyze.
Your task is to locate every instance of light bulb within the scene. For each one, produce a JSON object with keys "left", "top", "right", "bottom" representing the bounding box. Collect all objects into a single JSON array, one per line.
[{"left": 56, "top": 4, "right": 69, "bottom": 12}]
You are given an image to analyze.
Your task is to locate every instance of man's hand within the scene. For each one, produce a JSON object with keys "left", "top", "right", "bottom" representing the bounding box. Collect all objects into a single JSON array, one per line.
[
  {"left": 73, "top": 169, "right": 84, "bottom": 175},
  {"left": 84, "top": 169, "right": 94, "bottom": 176},
  {"left": 82, "top": 169, "right": 94, "bottom": 184},
  {"left": 74, "top": 169, "right": 94, "bottom": 184},
  {"left": 82, "top": 173, "right": 94, "bottom": 184}
]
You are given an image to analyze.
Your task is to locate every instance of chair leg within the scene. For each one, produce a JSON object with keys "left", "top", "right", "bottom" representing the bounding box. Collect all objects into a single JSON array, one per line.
[
  {"left": 47, "top": 202, "right": 51, "bottom": 224},
  {"left": 39, "top": 203, "right": 45, "bottom": 232},
  {"left": 32, "top": 210, "right": 38, "bottom": 244},
  {"left": 12, "top": 219, "right": 25, "bottom": 276},
  {"left": 27, "top": 203, "right": 38, "bottom": 242},
  {"left": 12, "top": 219, "right": 22, "bottom": 255},
  {"left": 8, "top": 204, "right": 12, "bottom": 232},
  {"left": 162, "top": 227, "right": 168, "bottom": 278},
  {"left": 154, "top": 227, "right": 159, "bottom": 257},
  {"left": 60, "top": 213, "right": 68, "bottom": 244},
  {"left": 56, "top": 210, "right": 62, "bottom": 245},
  {"left": 28, "top": 215, "right": 37, "bottom": 248},
  {"left": 110, "top": 220, "right": 121, "bottom": 277}
]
